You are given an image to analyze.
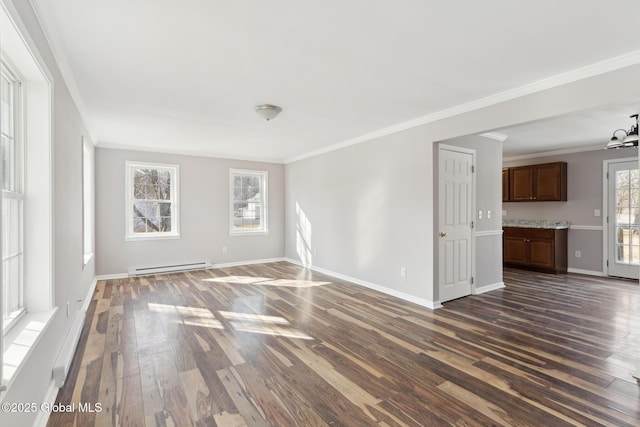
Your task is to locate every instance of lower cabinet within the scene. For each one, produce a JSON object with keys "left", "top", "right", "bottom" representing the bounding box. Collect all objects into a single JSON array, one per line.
[{"left": 503, "top": 227, "right": 567, "bottom": 273}]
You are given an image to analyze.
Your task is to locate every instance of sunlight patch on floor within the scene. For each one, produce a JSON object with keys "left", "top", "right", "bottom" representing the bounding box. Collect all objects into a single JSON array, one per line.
[
  {"left": 220, "top": 310, "right": 313, "bottom": 340},
  {"left": 228, "top": 321, "right": 314, "bottom": 340},
  {"left": 148, "top": 302, "right": 224, "bottom": 329},
  {"left": 148, "top": 303, "right": 314, "bottom": 339},
  {"left": 218, "top": 311, "right": 290, "bottom": 325},
  {"left": 203, "top": 275, "right": 273, "bottom": 284},
  {"left": 203, "top": 275, "right": 331, "bottom": 288}
]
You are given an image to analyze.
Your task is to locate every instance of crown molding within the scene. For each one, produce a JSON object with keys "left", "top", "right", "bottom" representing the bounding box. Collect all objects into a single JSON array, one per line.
[
  {"left": 286, "top": 49, "right": 640, "bottom": 164},
  {"left": 95, "top": 142, "right": 284, "bottom": 164},
  {"left": 29, "top": 0, "right": 96, "bottom": 143}
]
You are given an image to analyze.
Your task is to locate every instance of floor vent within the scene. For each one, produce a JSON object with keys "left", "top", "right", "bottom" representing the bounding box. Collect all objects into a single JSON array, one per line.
[{"left": 128, "top": 261, "right": 212, "bottom": 277}]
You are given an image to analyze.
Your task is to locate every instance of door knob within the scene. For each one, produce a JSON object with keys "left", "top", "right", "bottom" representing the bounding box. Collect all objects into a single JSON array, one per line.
[{"left": 440, "top": 232, "right": 448, "bottom": 238}]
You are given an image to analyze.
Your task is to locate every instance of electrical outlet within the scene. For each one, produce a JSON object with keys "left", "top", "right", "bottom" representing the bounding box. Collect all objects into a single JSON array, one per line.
[
  {"left": 575, "top": 250, "right": 581, "bottom": 258},
  {"left": 478, "top": 210, "right": 483, "bottom": 220},
  {"left": 400, "top": 267, "right": 406, "bottom": 277},
  {"left": 594, "top": 209, "right": 600, "bottom": 217},
  {"left": 487, "top": 210, "right": 491, "bottom": 219},
  {"left": 222, "top": 246, "right": 228, "bottom": 254}
]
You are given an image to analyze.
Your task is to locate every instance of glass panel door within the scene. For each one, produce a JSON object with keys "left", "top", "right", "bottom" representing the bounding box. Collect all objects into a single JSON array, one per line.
[{"left": 608, "top": 160, "right": 640, "bottom": 279}]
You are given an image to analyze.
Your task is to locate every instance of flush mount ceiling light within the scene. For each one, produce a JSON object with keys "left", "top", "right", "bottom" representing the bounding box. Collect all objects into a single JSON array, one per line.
[
  {"left": 254, "top": 104, "right": 283, "bottom": 121},
  {"left": 605, "top": 114, "right": 639, "bottom": 149}
]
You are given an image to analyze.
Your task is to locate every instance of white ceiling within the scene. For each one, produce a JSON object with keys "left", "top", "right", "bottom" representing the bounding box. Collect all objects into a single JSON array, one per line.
[
  {"left": 473, "top": 101, "right": 640, "bottom": 158},
  {"left": 31, "top": 0, "right": 640, "bottom": 163}
]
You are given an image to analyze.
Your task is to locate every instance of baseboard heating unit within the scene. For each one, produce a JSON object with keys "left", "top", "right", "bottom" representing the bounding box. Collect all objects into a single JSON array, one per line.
[
  {"left": 52, "top": 310, "right": 85, "bottom": 387},
  {"left": 128, "top": 261, "right": 212, "bottom": 277}
]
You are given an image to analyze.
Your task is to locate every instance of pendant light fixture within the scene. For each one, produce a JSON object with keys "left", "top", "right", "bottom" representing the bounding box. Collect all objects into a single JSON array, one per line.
[{"left": 605, "top": 114, "right": 639, "bottom": 149}]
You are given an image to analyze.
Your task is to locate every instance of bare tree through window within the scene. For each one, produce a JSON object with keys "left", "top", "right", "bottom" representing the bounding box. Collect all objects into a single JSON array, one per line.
[
  {"left": 230, "top": 169, "right": 267, "bottom": 234},
  {"left": 126, "top": 162, "right": 179, "bottom": 238},
  {"left": 615, "top": 168, "right": 640, "bottom": 264}
]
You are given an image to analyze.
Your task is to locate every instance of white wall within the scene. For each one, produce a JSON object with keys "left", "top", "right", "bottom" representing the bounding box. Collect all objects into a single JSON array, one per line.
[
  {"left": 1, "top": 1, "right": 96, "bottom": 426},
  {"left": 503, "top": 148, "right": 638, "bottom": 274},
  {"left": 286, "top": 130, "right": 434, "bottom": 302},
  {"left": 95, "top": 148, "right": 285, "bottom": 275},
  {"left": 285, "top": 63, "right": 640, "bottom": 306}
]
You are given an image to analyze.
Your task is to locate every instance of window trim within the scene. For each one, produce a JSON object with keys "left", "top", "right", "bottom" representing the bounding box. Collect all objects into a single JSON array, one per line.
[
  {"left": 2, "top": 59, "right": 25, "bottom": 334},
  {"left": 229, "top": 168, "right": 269, "bottom": 235},
  {"left": 125, "top": 161, "right": 180, "bottom": 241},
  {"left": 81, "top": 136, "right": 94, "bottom": 267},
  {"left": 1, "top": 0, "right": 55, "bottom": 393}
]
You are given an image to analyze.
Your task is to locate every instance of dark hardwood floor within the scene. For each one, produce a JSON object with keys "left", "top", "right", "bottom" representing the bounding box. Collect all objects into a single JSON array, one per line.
[{"left": 48, "top": 263, "right": 640, "bottom": 426}]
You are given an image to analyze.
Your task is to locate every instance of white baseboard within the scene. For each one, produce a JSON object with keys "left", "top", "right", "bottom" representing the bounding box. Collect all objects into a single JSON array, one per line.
[
  {"left": 284, "top": 258, "right": 439, "bottom": 310},
  {"left": 82, "top": 277, "right": 99, "bottom": 313},
  {"left": 95, "top": 272, "right": 128, "bottom": 281},
  {"left": 212, "top": 257, "right": 286, "bottom": 269},
  {"left": 32, "top": 380, "right": 58, "bottom": 427},
  {"left": 474, "top": 281, "right": 505, "bottom": 294},
  {"left": 567, "top": 268, "right": 605, "bottom": 277},
  {"left": 97, "top": 258, "right": 288, "bottom": 280}
]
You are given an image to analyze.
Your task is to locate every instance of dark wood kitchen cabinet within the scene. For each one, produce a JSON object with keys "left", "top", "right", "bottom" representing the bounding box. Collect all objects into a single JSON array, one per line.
[
  {"left": 507, "top": 162, "right": 567, "bottom": 202},
  {"left": 503, "top": 227, "right": 567, "bottom": 273},
  {"left": 502, "top": 168, "right": 510, "bottom": 202}
]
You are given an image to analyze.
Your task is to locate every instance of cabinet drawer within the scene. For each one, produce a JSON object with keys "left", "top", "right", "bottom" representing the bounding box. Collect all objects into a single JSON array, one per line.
[{"left": 503, "top": 227, "right": 554, "bottom": 239}]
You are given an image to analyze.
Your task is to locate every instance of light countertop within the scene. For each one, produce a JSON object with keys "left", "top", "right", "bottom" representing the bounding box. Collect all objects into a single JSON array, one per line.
[{"left": 502, "top": 219, "right": 570, "bottom": 229}]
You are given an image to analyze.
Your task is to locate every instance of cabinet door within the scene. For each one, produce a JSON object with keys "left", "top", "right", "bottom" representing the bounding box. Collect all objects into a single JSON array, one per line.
[
  {"left": 504, "top": 237, "right": 528, "bottom": 264},
  {"left": 528, "top": 238, "right": 555, "bottom": 269},
  {"left": 534, "top": 163, "right": 566, "bottom": 201},
  {"left": 502, "top": 168, "right": 510, "bottom": 201},
  {"left": 509, "top": 167, "right": 533, "bottom": 201}
]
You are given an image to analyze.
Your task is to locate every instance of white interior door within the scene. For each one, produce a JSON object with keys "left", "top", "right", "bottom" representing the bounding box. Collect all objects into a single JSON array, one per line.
[
  {"left": 439, "top": 145, "right": 474, "bottom": 303},
  {"left": 607, "top": 160, "right": 640, "bottom": 279}
]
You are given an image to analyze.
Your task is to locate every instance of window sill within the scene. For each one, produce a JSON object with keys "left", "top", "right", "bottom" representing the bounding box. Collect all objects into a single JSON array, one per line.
[
  {"left": 2, "top": 308, "right": 26, "bottom": 335},
  {"left": 125, "top": 233, "right": 181, "bottom": 242},
  {"left": 2, "top": 308, "right": 57, "bottom": 395},
  {"left": 230, "top": 230, "right": 269, "bottom": 236}
]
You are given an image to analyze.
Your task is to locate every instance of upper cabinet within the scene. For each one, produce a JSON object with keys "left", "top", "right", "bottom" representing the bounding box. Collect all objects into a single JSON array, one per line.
[
  {"left": 504, "top": 162, "right": 567, "bottom": 202},
  {"left": 502, "top": 168, "right": 510, "bottom": 202}
]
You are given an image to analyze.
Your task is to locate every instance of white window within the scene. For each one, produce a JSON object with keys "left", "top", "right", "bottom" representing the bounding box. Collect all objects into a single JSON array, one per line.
[
  {"left": 230, "top": 169, "right": 268, "bottom": 234},
  {"left": 126, "top": 161, "right": 179, "bottom": 240},
  {"left": 82, "top": 137, "right": 94, "bottom": 266},
  {"left": 1, "top": 62, "right": 24, "bottom": 331},
  {"left": 1, "top": 4, "right": 53, "bottom": 392}
]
